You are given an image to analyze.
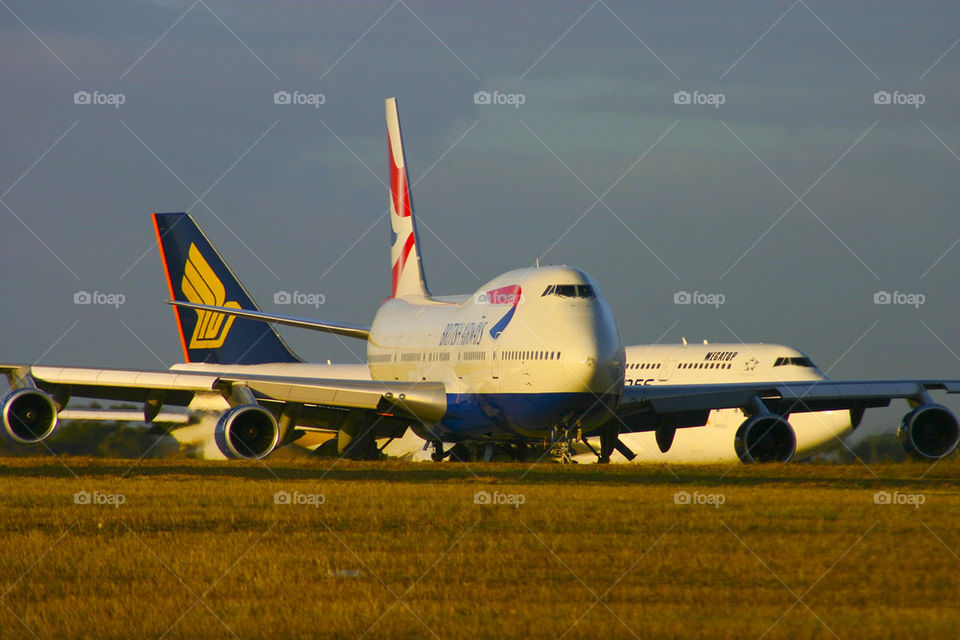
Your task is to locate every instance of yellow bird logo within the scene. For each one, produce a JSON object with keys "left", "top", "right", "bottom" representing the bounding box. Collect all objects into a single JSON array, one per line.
[{"left": 181, "top": 244, "right": 241, "bottom": 349}]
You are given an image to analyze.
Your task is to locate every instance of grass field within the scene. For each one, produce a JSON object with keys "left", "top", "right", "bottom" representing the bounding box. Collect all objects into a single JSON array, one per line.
[{"left": 1, "top": 456, "right": 958, "bottom": 639}]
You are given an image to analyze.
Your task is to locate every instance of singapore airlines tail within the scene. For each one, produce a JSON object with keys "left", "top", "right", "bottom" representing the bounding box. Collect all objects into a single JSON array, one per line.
[
  {"left": 152, "top": 212, "right": 302, "bottom": 365},
  {"left": 386, "top": 97, "right": 430, "bottom": 299}
]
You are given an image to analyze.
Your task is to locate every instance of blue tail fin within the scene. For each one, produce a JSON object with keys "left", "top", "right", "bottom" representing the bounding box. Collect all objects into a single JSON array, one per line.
[{"left": 152, "top": 213, "right": 302, "bottom": 364}]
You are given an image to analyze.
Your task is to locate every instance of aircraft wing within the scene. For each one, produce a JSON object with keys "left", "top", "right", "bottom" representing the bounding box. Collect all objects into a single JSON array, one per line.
[
  {"left": 1, "top": 365, "right": 445, "bottom": 456},
  {"left": 2, "top": 364, "right": 442, "bottom": 419},
  {"left": 213, "top": 373, "right": 446, "bottom": 422},
  {"left": 603, "top": 378, "right": 960, "bottom": 462},
  {"left": 2, "top": 365, "right": 219, "bottom": 409},
  {"left": 616, "top": 379, "right": 960, "bottom": 425}
]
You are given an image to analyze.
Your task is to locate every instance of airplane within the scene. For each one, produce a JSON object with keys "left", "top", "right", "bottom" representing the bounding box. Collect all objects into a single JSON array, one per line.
[
  {"left": 573, "top": 342, "right": 870, "bottom": 464},
  {"left": 3, "top": 97, "right": 959, "bottom": 465}
]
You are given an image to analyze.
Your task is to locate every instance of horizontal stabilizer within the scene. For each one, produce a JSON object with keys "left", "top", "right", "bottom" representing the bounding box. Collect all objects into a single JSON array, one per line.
[{"left": 167, "top": 301, "right": 370, "bottom": 340}]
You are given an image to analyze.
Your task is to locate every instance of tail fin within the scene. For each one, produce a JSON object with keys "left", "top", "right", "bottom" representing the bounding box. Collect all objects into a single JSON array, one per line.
[
  {"left": 386, "top": 98, "right": 430, "bottom": 298},
  {"left": 152, "top": 213, "right": 302, "bottom": 365}
]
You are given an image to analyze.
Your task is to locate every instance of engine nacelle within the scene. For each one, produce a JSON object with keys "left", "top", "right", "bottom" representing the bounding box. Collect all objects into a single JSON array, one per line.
[
  {"left": 215, "top": 405, "right": 279, "bottom": 459},
  {"left": 734, "top": 414, "right": 796, "bottom": 463},
  {"left": 898, "top": 404, "right": 959, "bottom": 461},
  {"left": 2, "top": 388, "right": 59, "bottom": 445}
]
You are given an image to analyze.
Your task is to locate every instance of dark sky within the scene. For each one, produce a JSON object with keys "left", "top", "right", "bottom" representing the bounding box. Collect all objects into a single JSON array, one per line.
[{"left": 2, "top": 1, "right": 958, "bottom": 436}]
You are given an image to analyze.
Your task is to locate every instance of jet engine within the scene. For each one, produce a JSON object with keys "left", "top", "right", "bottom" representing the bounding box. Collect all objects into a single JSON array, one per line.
[
  {"left": 214, "top": 405, "right": 279, "bottom": 459},
  {"left": 898, "top": 404, "right": 959, "bottom": 460},
  {"left": 2, "top": 388, "right": 59, "bottom": 445},
  {"left": 734, "top": 413, "right": 796, "bottom": 463}
]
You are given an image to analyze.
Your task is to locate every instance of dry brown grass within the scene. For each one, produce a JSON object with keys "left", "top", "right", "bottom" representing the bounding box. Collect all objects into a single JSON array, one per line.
[{"left": 0, "top": 457, "right": 958, "bottom": 639}]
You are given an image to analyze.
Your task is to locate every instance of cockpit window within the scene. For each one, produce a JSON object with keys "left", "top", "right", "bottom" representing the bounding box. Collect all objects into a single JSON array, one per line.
[
  {"left": 542, "top": 284, "right": 596, "bottom": 299},
  {"left": 774, "top": 356, "right": 815, "bottom": 367}
]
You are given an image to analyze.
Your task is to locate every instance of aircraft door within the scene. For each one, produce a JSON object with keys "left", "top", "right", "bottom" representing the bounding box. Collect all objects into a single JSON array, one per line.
[{"left": 659, "top": 359, "right": 676, "bottom": 381}]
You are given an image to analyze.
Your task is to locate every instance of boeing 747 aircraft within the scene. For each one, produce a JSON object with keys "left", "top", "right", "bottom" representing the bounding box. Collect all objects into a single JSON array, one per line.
[
  {"left": 572, "top": 343, "right": 867, "bottom": 463},
  {"left": 3, "top": 99, "right": 959, "bottom": 464}
]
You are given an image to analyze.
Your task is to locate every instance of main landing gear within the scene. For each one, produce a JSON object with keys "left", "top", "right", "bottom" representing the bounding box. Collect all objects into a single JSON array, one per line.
[
  {"left": 429, "top": 440, "right": 471, "bottom": 462},
  {"left": 430, "top": 440, "right": 531, "bottom": 462}
]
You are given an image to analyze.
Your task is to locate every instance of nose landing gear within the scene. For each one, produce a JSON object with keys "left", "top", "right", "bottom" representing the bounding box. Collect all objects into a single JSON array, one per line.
[{"left": 547, "top": 426, "right": 580, "bottom": 464}]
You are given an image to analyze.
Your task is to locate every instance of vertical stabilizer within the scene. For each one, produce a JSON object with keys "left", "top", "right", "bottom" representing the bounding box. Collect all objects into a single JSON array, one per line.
[
  {"left": 386, "top": 98, "right": 430, "bottom": 298},
  {"left": 152, "top": 212, "right": 302, "bottom": 364}
]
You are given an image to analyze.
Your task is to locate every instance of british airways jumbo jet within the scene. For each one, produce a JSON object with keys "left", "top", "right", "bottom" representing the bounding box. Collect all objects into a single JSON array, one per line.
[{"left": 3, "top": 98, "right": 959, "bottom": 464}]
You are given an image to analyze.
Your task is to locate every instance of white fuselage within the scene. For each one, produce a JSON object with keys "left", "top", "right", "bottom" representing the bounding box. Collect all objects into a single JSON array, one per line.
[
  {"left": 367, "top": 265, "right": 623, "bottom": 440},
  {"left": 177, "top": 265, "right": 626, "bottom": 442}
]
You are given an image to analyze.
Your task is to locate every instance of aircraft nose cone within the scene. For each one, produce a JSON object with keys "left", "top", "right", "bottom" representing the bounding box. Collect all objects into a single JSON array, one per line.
[{"left": 563, "top": 335, "right": 624, "bottom": 395}]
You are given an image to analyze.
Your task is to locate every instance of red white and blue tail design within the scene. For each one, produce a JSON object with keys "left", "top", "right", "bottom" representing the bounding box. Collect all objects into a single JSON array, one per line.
[{"left": 386, "top": 98, "right": 430, "bottom": 299}]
